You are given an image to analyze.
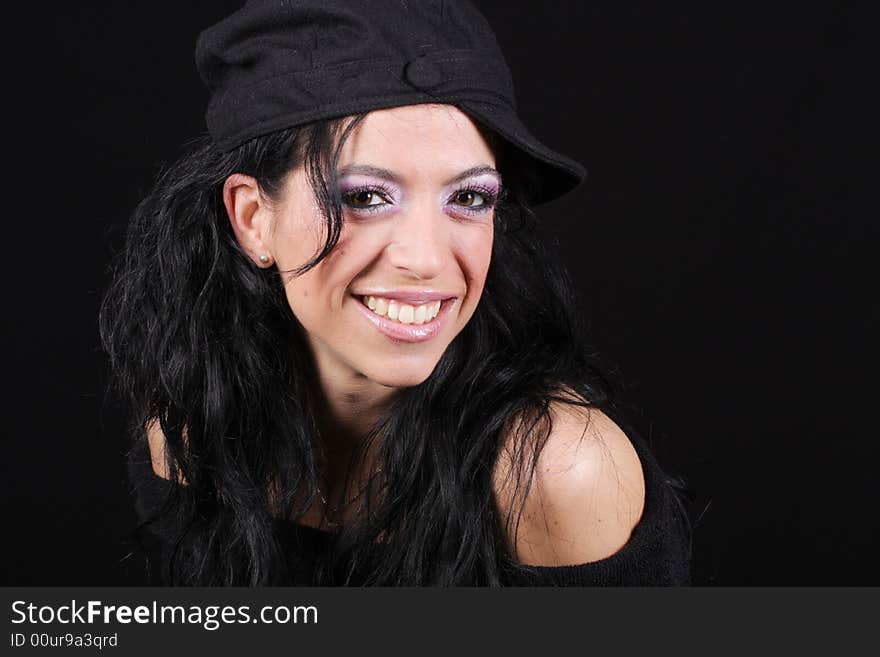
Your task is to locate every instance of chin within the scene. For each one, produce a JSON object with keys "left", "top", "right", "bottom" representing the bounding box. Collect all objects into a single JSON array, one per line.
[
  {"left": 362, "top": 359, "right": 438, "bottom": 389},
  {"left": 371, "top": 370, "right": 433, "bottom": 389}
]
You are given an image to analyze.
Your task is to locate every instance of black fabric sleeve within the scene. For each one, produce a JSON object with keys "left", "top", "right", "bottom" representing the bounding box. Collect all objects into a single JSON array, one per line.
[{"left": 125, "top": 438, "right": 180, "bottom": 585}]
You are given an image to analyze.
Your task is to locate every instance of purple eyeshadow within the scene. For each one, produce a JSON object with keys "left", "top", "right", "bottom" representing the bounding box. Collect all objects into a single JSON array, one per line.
[
  {"left": 337, "top": 175, "right": 399, "bottom": 198},
  {"left": 465, "top": 176, "right": 501, "bottom": 197}
]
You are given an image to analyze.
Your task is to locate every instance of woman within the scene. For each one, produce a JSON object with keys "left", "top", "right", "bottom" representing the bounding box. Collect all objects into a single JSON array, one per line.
[{"left": 101, "top": 0, "right": 691, "bottom": 586}]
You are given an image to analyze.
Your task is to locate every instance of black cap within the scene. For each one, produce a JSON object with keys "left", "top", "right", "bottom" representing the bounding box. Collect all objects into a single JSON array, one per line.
[{"left": 195, "top": 0, "right": 586, "bottom": 203}]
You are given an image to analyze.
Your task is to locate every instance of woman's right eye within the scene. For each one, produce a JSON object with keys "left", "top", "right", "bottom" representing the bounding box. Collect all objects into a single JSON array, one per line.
[{"left": 344, "top": 189, "right": 387, "bottom": 209}]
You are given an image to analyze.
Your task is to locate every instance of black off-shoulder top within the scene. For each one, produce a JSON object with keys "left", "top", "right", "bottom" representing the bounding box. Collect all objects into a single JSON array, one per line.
[{"left": 126, "top": 429, "right": 691, "bottom": 586}]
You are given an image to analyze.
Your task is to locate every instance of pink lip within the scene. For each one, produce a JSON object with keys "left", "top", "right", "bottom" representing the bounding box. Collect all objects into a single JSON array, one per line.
[
  {"left": 352, "top": 294, "right": 456, "bottom": 343},
  {"left": 354, "top": 290, "right": 456, "bottom": 306}
]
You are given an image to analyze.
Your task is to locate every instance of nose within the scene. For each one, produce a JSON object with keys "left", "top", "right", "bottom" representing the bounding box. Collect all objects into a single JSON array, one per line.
[{"left": 385, "top": 202, "right": 449, "bottom": 280}]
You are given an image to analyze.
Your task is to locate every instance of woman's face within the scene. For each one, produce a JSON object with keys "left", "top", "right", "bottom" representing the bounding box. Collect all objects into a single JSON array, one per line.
[{"left": 267, "top": 104, "right": 498, "bottom": 390}]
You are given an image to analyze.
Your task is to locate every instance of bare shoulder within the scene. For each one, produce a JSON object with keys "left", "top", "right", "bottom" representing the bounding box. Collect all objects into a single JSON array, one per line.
[{"left": 494, "top": 401, "right": 646, "bottom": 567}]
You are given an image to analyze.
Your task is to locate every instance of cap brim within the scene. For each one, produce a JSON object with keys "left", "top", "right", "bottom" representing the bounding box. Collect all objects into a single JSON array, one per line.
[{"left": 457, "top": 100, "right": 586, "bottom": 204}]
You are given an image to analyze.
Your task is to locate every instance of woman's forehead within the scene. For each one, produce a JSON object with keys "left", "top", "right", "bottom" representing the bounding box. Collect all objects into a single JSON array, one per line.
[{"left": 337, "top": 104, "right": 496, "bottom": 173}]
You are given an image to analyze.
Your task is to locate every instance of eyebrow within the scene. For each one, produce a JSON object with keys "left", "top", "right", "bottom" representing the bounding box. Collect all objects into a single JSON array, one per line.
[{"left": 336, "top": 164, "right": 502, "bottom": 187}]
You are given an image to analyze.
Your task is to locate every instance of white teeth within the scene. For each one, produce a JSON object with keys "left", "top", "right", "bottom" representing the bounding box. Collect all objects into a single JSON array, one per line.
[
  {"left": 398, "top": 304, "right": 414, "bottom": 324},
  {"left": 361, "top": 296, "right": 443, "bottom": 325}
]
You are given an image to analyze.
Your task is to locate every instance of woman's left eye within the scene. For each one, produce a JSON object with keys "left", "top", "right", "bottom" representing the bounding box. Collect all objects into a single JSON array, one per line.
[
  {"left": 454, "top": 191, "right": 482, "bottom": 206},
  {"left": 450, "top": 189, "right": 493, "bottom": 210}
]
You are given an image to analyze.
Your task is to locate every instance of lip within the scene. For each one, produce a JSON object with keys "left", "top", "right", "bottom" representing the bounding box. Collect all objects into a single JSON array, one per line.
[
  {"left": 353, "top": 290, "right": 457, "bottom": 306},
  {"left": 351, "top": 294, "right": 457, "bottom": 343}
]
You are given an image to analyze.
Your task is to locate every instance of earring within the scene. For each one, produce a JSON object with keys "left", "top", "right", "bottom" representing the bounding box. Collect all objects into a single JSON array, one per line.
[{"left": 259, "top": 254, "right": 271, "bottom": 264}]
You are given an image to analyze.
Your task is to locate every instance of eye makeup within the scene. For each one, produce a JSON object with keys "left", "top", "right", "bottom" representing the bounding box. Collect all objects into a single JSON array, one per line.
[
  {"left": 334, "top": 169, "right": 503, "bottom": 218},
  {"left": 337, "top": 175, "right": 401, "bottom": 215},
  {"left": 444, "top": 174, "right": 502, "bottom": 218}
]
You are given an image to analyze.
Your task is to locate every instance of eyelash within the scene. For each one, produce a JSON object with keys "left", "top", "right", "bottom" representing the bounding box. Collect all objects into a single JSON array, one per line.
[
  {"left": 340, "top": 182, "right": 397, "bottom": 215},
  {"left": 340, "top": 184, "right": 501, "bottom": 217}
]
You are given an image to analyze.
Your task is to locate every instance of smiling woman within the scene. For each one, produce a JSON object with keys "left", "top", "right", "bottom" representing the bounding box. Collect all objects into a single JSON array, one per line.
[{"left": 100, "top": 0, "right": 691, "bottom": 586}]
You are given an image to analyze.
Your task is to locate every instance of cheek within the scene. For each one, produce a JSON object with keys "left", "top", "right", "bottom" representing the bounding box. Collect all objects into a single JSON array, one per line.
[
  {"left": 460, "top": 224, "right": 494, "bottom": 289},
  {"left": 313, "top": 227, "right": 387, "bottom": 285},
  {"left": 282, "top": 228, "right": 385, "bottom": 312},
  {"left": 270, "top": 210, "right": 325, "bottom": 274}
]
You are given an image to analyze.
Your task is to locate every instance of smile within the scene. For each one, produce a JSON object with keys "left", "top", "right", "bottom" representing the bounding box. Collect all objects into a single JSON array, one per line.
[
  {"left": 361, "top": 296, "right": 441, "bottom": 325},
  {"left": 352, "top": 294, "right": 456, "bottom": 343}
]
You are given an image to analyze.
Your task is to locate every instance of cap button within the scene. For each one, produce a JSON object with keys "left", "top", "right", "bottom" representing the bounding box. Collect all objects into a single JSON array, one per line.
[{"left": 405, "top": 54, "right": 444, "bottom": 90}]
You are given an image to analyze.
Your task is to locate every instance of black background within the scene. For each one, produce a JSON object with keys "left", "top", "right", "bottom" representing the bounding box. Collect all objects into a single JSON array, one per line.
[{"left": 4, "top": 2, "right": 875, "bottom": 585}]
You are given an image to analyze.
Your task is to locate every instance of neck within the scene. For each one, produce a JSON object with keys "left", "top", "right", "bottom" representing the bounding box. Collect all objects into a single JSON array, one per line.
[
  {"left": 314, "top": 373, "right": 398, "bottom": 454},
  {"left": 304, "top": 361, "right": 397, "bottom": 529},
  {"left": 308, "top": 342, "right": 400, "bottom": 479}
]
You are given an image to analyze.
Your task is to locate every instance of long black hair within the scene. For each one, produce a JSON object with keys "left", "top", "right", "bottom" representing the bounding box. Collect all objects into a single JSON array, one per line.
[{"left": 100, "top": 115, "right": 618, "bottom": 585}]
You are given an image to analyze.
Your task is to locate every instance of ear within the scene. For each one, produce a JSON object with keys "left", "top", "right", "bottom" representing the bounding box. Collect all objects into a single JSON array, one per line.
[{"left": 223, "top": 173, "right": 275, "bottom": 267}]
